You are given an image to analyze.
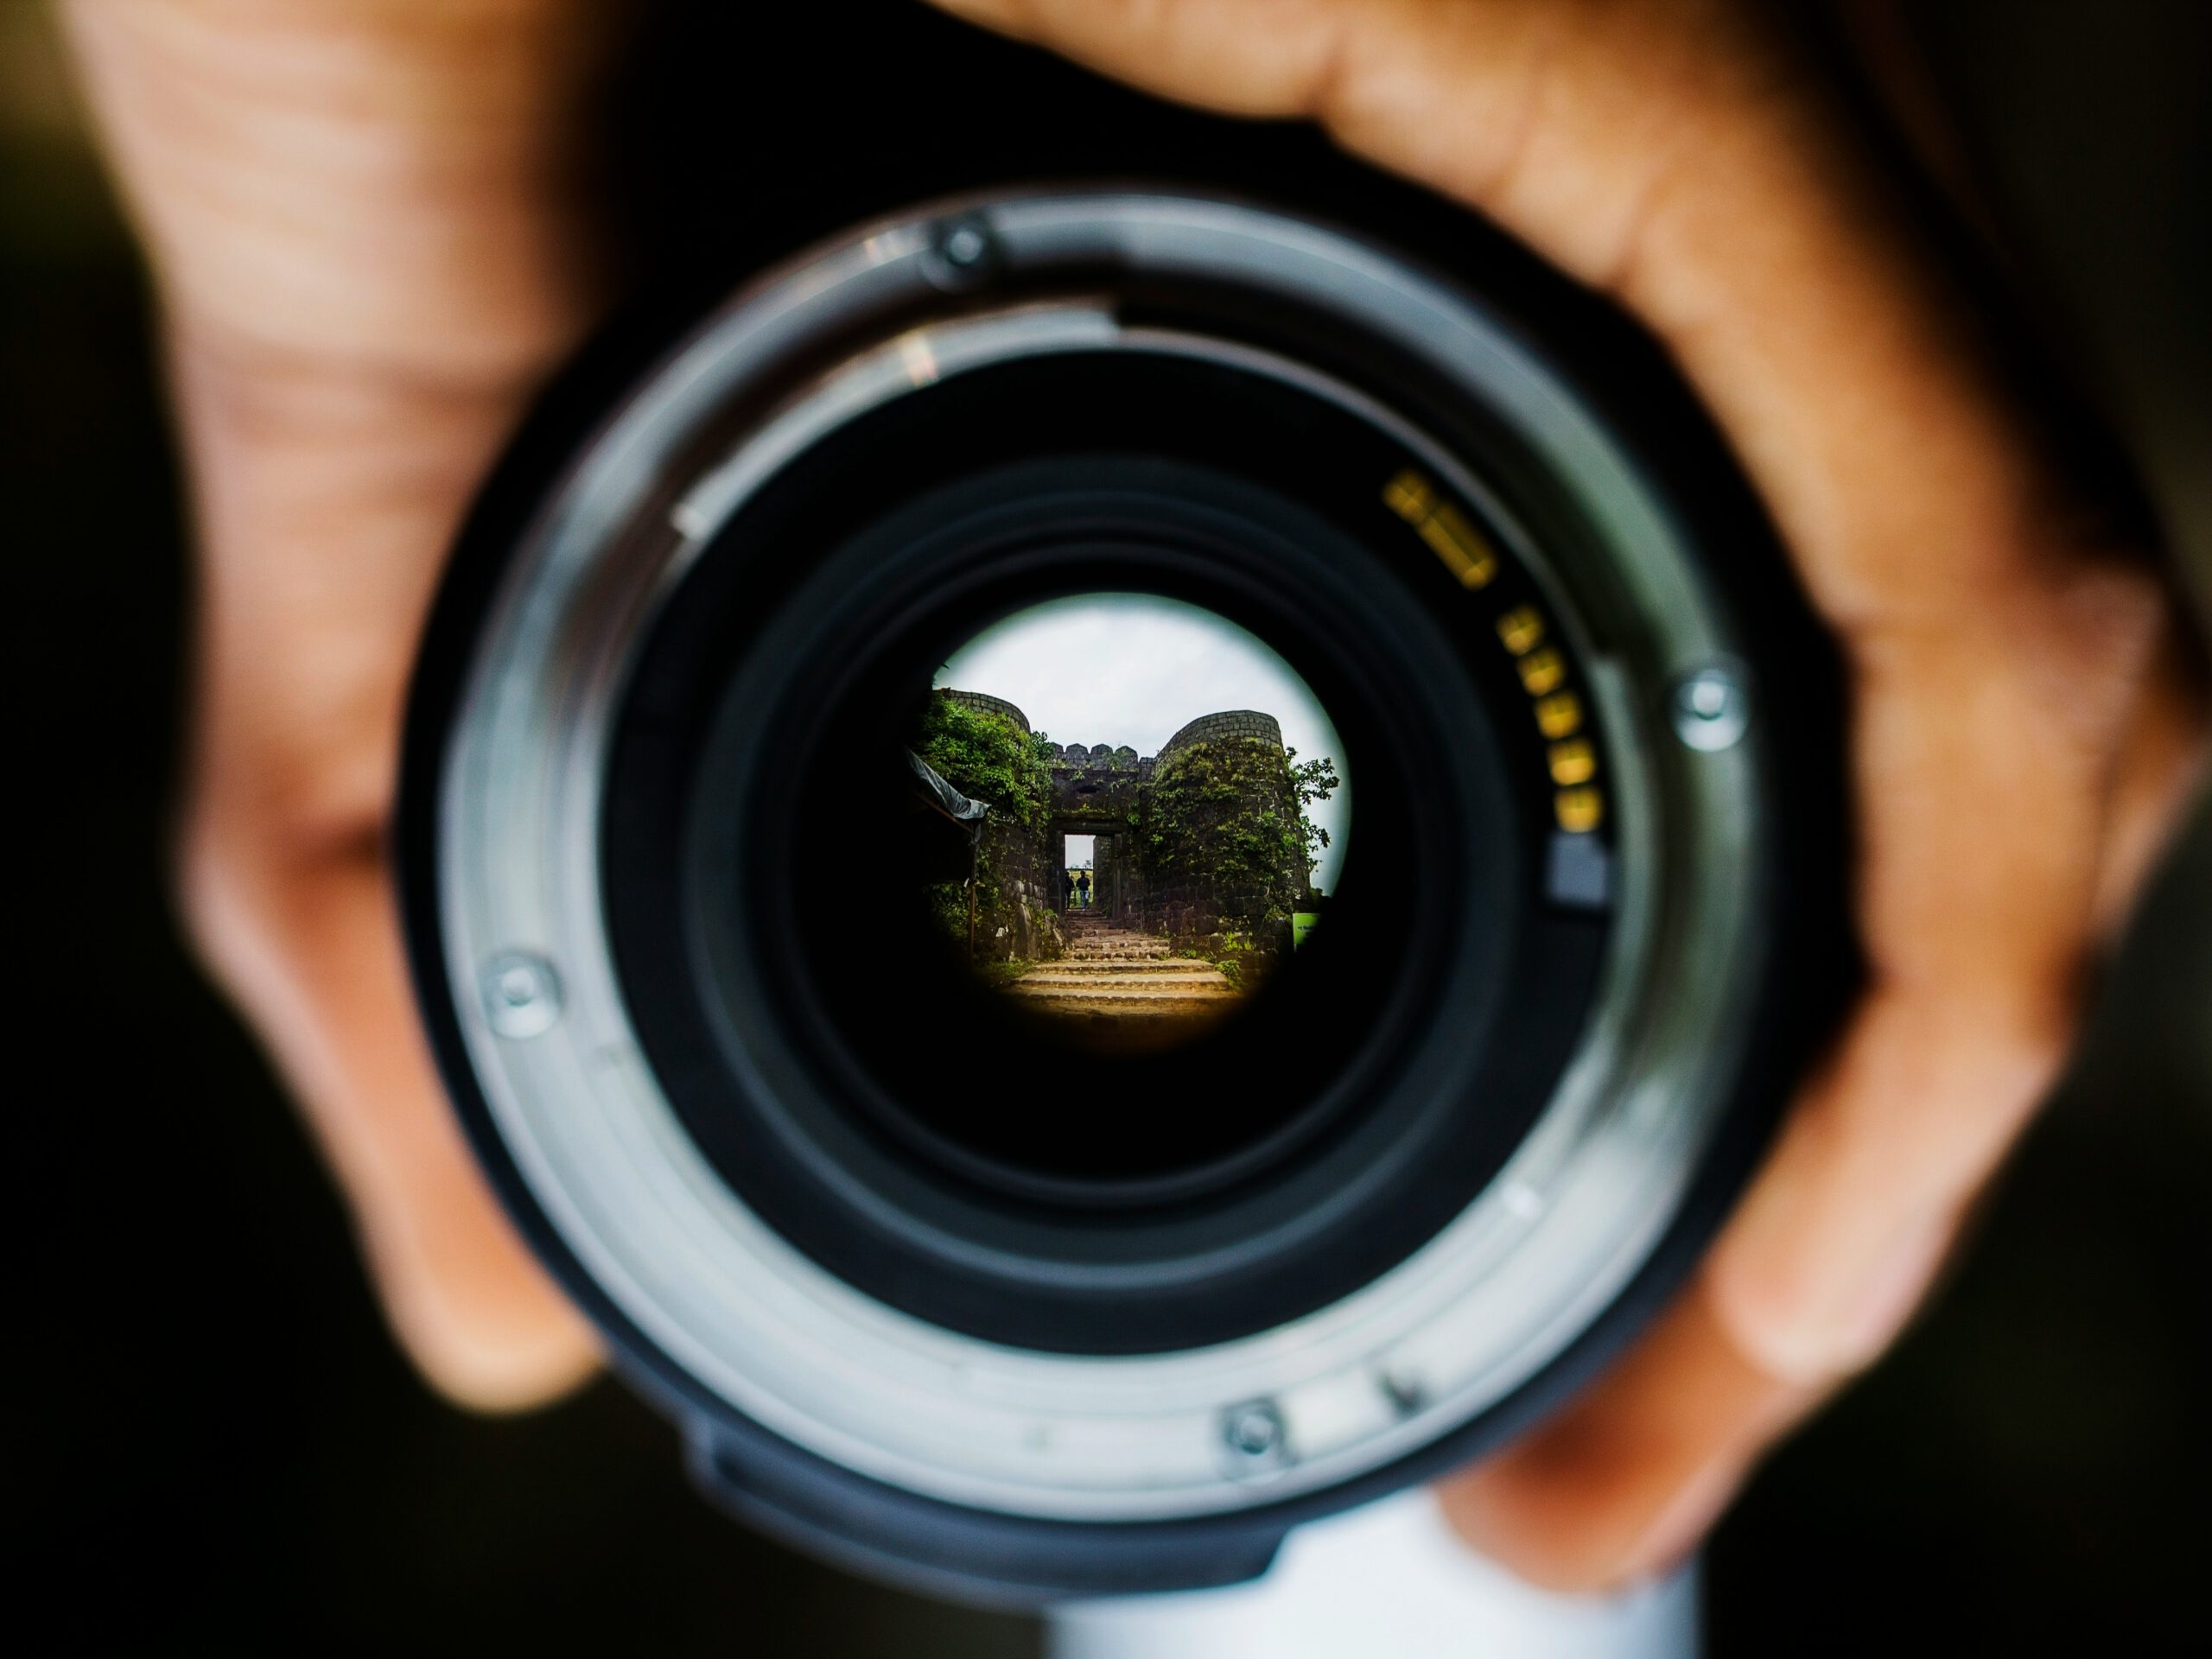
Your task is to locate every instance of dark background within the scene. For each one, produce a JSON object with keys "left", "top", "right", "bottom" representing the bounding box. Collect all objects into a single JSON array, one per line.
[{"left": 7, "top": 2, "right": 2206, "bottom": 1652}]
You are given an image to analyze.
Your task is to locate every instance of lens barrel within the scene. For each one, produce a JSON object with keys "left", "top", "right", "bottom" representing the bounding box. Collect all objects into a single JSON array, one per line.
[{"left": 398, "top": 186, "right": 1847, "bottom": 1603}]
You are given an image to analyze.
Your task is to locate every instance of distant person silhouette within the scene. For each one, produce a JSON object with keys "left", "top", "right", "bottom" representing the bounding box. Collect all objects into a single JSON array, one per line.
[
  {"left": 1062, "top": 868, "right": 1075, "bottom": 910},
  {"left": 1077, "top": 871, "right": 1092, "bottom": 910}
]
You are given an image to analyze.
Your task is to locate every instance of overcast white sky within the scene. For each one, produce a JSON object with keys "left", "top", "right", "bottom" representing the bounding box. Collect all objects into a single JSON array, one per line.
[{"left": 936, "top": 594, "right": 1351, "bottom": 891}]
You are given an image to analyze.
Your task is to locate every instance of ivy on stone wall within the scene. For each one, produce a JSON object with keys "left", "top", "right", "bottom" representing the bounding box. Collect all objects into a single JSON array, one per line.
[
  {"left": 915, "top": 694, "right": 1331, "bottom": 971},
  {"left": 916, "top": 692, "right": 1063, "bottom": 962},
  {"left": 914, "top": 691, "right": 1056, "bottom": 830},
  {"left": 1145, "top": 735, "right": 1312, "bottom": 908}
]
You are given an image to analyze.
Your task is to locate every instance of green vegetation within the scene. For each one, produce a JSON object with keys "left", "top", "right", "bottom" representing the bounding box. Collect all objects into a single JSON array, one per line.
[
  {"left": 1146, "top": 736, "right": 1323, "bottom": 903},
  {"left": 916, "top": 693, "right": 1061, "bottom": 962},
  {"left": 914, "top": 691, "right": 1054, "bottom": 830},
  {"left": 1286, "top": 747, "right": 1342, "bottom": 884},
  {"left": 913, "top": 699, "right": 1334, "bottom": 974}
]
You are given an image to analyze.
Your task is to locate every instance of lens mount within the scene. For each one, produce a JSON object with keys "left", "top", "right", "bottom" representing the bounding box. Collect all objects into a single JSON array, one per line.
[{"left": 399, "top": 187, "right": 1843, "bottom": 1596}]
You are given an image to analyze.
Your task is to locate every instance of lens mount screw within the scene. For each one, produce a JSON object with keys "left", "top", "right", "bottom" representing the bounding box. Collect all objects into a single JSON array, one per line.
[
  {"left": 922, "top": 213, "right": 1001, "bottom": 290},
  {"left": 482, "top": 950, "right": 563, "bottom": 1039},
  {"left": 1670, "top": 664, "right": 1751, "bottom": 752},
  {"left": 1220, "top": 1399, "right": 1293, "bottom": 1477}
]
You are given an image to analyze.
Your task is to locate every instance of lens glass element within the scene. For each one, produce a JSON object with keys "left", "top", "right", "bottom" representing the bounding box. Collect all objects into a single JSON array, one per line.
[{"left": 914, "top": 594, "right": 1350, "bottom": 1053}]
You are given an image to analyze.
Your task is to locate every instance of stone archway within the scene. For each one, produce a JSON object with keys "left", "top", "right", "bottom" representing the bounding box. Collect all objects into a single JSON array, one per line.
[{"left": 1049, "top": 820, "right": 1121, "bottom": 921}]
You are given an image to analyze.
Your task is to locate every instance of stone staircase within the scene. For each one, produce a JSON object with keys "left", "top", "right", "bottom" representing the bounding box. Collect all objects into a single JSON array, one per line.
[{"left": 1003, "top": 916, "right": 1242, "bottom": 1042}]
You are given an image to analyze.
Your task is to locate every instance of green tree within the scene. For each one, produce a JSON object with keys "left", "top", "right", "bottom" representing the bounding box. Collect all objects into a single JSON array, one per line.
[
  {"left": 913, "top": 692, "right": 1053, "bottom": 831},
  {"left": 1287, "top": 747, "right": 1341, "bottom": 886}
]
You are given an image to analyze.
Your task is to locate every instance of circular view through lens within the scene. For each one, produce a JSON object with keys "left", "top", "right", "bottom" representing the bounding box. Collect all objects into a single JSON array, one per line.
[{"left": 909, "top": 594, "right": 1351, "bottom": 1053}]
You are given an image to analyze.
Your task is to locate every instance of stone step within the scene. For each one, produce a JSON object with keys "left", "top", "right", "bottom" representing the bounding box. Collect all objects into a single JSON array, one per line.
[
  {"left": 1007, "top": 990, "right": 1240, "bottom": 1014},
  {"left": 1026, "top": 959, "right": 1217, "bottom": 977},
  {"left": 1010, "top": 966, "right": 1237, "bottom": 999},
  {"left": 1015, "top": 972, "right": 1233, "bottom": 992},
  {"left": 1012, "top": 982, "right": 1237, "bottom": 999},
  {"left": 1022, "top": 960, "right": 1230, "bottom": 977},
  {"left": 1003, "top": 932, "right": 1243, "bottom": 1042},
  {"left": 1030, "top": 959, "right": 1211, "bottom": 972}
]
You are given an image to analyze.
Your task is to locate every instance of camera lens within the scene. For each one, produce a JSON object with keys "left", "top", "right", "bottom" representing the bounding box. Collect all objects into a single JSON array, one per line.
[{"left": 400, "top": 187, "right": 1844, "bottom": 1599}]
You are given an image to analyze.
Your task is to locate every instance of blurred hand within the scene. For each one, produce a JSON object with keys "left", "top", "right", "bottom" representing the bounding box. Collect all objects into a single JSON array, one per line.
[
  {"left": 67, "top": 0, "right": 2204, "bottom": 1584},
  {"left": 62, "top": 0, "right": 612, "bottom": 1408}
]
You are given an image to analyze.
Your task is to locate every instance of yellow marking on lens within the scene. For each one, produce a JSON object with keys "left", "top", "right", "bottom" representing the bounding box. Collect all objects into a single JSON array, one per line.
[
  {"left": 1517, "top": 647, "right": 1564, "bottom": 696},
  {"left": 1548, "top": 739, "right": 1596, "bottom": 786},
  {"left": 1535, "top": 691, "right": 1582, "bottom": 739},
  {"left": 1417, "top": 505, "right": 1497, "bottom": 588},
  {"left": 1382, "top": 468, "right": 1434, "bottom": 523},
  {"left": 1555, "top": 787, "right": 1605, "bottom": 833},
  {"left": 1382, "top": 469, "right": 1498, "bottom": 588},
  {"left": 1497, "top": 605, "right": 1545, "bottom": 656}
]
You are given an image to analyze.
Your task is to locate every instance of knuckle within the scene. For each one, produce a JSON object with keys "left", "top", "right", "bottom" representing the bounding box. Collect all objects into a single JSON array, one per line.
[
  {"left": 169, "top": 767, "right": 386, "bottom": 995},
  {"left": 170, "top": 797, "right": 272, "bottom": 991},
  {"left": 2004, "top": 542, "right": 2171, "bottom": 721},
  {"left": 1439, "top": 1469, "right": 1645, "bottom": 1594}
]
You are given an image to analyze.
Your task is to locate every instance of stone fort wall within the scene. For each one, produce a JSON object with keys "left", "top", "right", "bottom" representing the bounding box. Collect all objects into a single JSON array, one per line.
[
  {"left": 1161, "top": 709, "right": 1283, "bottom": 754},
  {"left": 938, "top": 689, "right": 1306, "bottom": 975},
  {"left": 941, "top": 689, "right": 1031, "bottom": 732},
  {"left": 976, "top": 813, "right": 1061, "bottom": 962}
]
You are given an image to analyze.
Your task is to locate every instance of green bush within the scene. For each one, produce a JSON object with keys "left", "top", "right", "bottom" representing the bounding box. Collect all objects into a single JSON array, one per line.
[{"left": 914, "top": 692, "right": 1054, "bottom": 831}]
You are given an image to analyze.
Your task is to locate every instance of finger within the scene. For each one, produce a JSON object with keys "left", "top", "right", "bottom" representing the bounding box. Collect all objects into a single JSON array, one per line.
[
  {"left": 68, "top": 0, "right": 613, "bottom": 1409},
  {"left": 931, "top": 2, "right": 2053, "bottom": 614},
  {"left": 1440, "top": 604, "right": 2188, "bottom": 1581},
  {"left": 1437, "top": 1273, "right": 1824, "bottom": 1591},
  {"left": 930, "top": 0, "right": 1777, "bottom": 289},
  {"left": 1707, "top": 553, "right": 2190, "bottom": 1384},
  {"left": 159, "top": 334, "right": 604, "bottom": 1413},
  {"left": 929, "top": 0, "right": 2196, "bottom": 842},
  {"left": 60, "top": 0, "right": 613, "bottom": 383},
  {"left": 181, "top": 818, "right": 600, "bottom": 1411},
  {"left": 2094, "top": 617, "right": 2212, "bottom": 934}
]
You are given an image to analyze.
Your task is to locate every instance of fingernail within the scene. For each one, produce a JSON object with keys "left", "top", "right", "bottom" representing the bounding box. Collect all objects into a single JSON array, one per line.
[
  {"left": 1829, "top": 1211, "right": 1952, "bottom": 1370},
  {"left": 1624, "top": 1458, "right": 1742, "bottom": 1583},
  {"left": 1721, "top": 1210, "right": 1955, "bottom": 1382}
]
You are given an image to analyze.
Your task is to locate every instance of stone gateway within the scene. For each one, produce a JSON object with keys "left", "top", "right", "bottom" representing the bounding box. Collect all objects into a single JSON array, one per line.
[{"left": 918, "top": 690, "right": 1324, "bottom": 1006}]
